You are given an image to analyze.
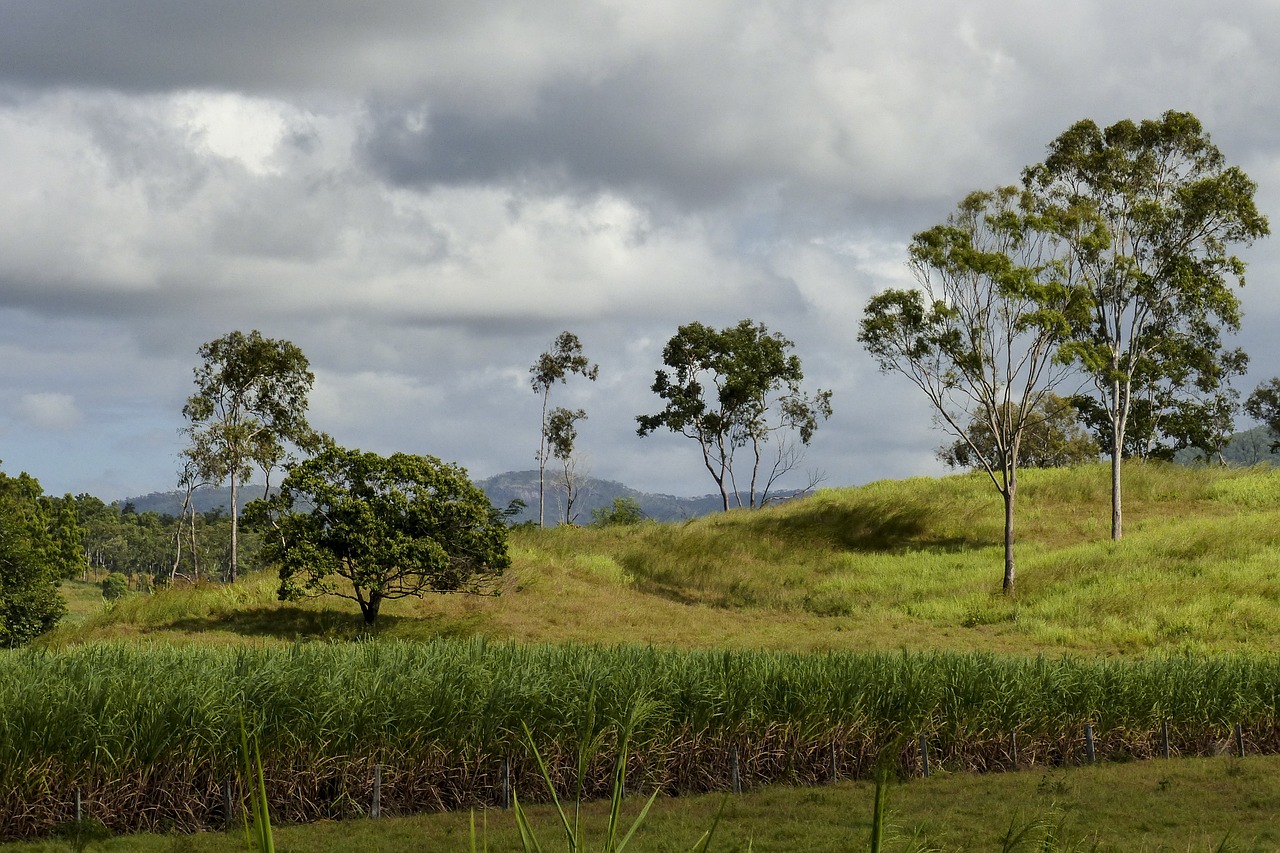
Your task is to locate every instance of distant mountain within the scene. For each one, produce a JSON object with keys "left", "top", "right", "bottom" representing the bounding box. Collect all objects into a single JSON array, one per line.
[
  {"left": 117, "top": 485, "right": 273, "bottom": 517},
  {"left": 117, "top": 471, "right": 808, "bottom": 523},
  {"left": 1174, "top": 425, "right": 1280, "bottom": 467},
  {"left": 476, "top": 470, "right": 733, "bottom": 524}
]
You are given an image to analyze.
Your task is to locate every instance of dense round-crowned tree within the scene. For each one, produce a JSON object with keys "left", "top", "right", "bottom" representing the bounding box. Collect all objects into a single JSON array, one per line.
[
  {"left": 0, "top": 467, "right": 75, "bottom": 647},
  {"left": 248, "top": 444, "right": 510, "bottom": 625}
]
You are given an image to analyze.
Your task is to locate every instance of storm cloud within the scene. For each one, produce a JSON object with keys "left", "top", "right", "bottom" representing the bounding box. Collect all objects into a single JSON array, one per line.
[{"left": 0, "top": 1, "right": 1276, "bottom": 500}]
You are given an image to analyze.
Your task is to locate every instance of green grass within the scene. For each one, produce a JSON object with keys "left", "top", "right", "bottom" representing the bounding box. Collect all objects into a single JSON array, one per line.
[
  {"left": 4, "top": 756, "right": 1280, "bottom": 851},
  {"left": 41, "top": 462, "right": 1280, "bottom": 657},
  {"left": 14, "top": 462, "right": 1280, "bottom": 847},
  {"left": 7, "top": 639, "right": 1280, "bottom": 839}
]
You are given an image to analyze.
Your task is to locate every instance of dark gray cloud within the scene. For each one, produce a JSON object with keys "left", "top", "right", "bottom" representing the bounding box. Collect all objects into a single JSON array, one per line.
[{"left": 0, "top": 1, "right": 1277, "bottom": 501}]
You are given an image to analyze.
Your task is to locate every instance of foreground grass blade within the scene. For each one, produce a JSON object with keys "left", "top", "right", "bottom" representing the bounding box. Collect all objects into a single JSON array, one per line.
[{"left": 239, "top": 714, "right": 274, "bottom": 853}]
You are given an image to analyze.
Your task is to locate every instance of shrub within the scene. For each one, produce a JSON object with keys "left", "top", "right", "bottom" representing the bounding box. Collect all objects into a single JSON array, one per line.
[
  {"left": 101, "top": 572, "right": 130, "bottom": 601},
  {"left": 591, "top": 497, "right": 645, "bottom": 527}
]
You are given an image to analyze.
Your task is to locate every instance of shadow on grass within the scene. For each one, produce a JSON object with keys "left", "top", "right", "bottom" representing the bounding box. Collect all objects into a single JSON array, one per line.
[
  {"left": 164, "top": 605, "right": 481, "bottom": 642},
  {"left": 756, "top": 496, "right": 981, "bottom": 553}
]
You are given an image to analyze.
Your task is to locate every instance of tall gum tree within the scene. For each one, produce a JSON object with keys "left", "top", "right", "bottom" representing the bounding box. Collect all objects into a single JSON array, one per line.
[
  {"left": 1024, "top": 111, "right": 1269, "bottom": 540},
  {"left": 181, "top": 330, "right": 317, "bottom": 581},
  {"left": 530, "top": 332, "right": 598, "bottom": 527},
  {"left": 544, "top": 406, "right": 588, "bottom": 525},
  {"left": 859, "top": 186, "right": 1088, "bottom": 595}
]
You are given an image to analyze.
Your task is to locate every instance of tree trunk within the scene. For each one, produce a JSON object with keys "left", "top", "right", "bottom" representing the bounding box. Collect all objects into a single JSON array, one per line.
[
  {"left": 1110, "top": 440, "right": 1122, "bottom": 541},
  {"left": 361, "top": 591, "right": 383, "bottom": 626},
  {"left": 229, "top": 477, "right": 239, "bottom": 582},
  {"left": 1002, "top": 480, "right": 1016, "bottom": 596},
  {"left": 537, "top": 394, "right": 549, "bottom": 527},
  {"left": 1111, "top": 380, "right": 1123, "bottom": 541},
  {"left": 700, "top": 445, "right": 731, "bottom": 512}
]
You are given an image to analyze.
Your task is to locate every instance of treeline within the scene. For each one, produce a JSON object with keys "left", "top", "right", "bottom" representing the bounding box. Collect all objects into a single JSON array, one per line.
[
  {"left": 71, "top": 494, "right": 258, "bottom": 588},
  {"left": 0, "top": 470, "right": 81, "bottom": 647}
]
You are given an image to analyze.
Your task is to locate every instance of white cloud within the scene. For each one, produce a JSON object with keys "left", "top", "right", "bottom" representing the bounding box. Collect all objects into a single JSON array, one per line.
[
  {"left": 15, "top": 392, "right": 82, "bottom": 432},
  {"left": 0, "top": 1, "right": 1277, "bottom": 500}
]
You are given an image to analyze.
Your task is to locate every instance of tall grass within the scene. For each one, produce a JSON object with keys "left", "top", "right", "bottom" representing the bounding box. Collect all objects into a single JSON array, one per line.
[
  {"left": 9, "top": 641, "right": 1280, "bottom": 769},
  {"left": 5, "top": 640, "right": 1280, "bottom": 838}
]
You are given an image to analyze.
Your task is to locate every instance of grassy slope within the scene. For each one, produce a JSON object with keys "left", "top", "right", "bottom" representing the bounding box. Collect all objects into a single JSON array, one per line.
[
  {"left": 22, "top": 462, "right": 1280, "bottom": 851},
  {"left": 46, "top": 462, "right": 1280, "bottom": 656}
]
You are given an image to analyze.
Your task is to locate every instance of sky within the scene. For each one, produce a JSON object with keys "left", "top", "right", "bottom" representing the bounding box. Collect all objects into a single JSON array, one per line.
[{"left": 1, "top": 1, "right": 1278, "bottom": 502}]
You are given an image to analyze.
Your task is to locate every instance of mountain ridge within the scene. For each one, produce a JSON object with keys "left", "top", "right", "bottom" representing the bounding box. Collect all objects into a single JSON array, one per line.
[{"left": 115, "top": 470, "right": 806, "bottom": 523}]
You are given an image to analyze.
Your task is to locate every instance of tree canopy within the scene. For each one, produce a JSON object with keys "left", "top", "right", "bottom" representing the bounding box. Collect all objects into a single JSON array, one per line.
[
  {"left": 1025, "top": 110, "right": 1269, "bottom": 538},
  {"left": 860, "top": 186, "right": 1087, "bottom": 594},
  {"left": 637, "top": 319, "right": 832, "bottom": 511},
  {"left": 0, "top": 466, "right": 80, "bottom": 647},
  {"left": 1245, "top": 378, "right": 1280, "bottom": 453},
  {"left": 940, "top": 393, "right": 1099, "bottom": 470},
  {"left": 181, "top": 330, "right": 318, "bottom": 580},
  {"left": 249, "top": 444, "right": 510, "bottom": 625}
]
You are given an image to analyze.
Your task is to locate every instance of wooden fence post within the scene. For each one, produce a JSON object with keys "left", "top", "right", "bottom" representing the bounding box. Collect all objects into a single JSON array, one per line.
[
  {"left": 730, "top": 745, "right": 741, "bottom": 794},
  {"left": 1010, "top": 732, "right": 1018, "bottom": 768},
  {"left": 919, "top": 735, "right": 930, "bottom": 778},
  {"left": 1161, "top": 721, "right": 1170, "bottom": 759},
  {"left": 501, "top": 756, "right": 511, "bottom": 809},
  {"left": 829, "top": 741, "right": 838, "bottom": 782},
  {"left": 223, "top": 777, "right": 234, "bottom": 832},
  {"left": 1235, "top": 724, "right": 1245, "bottom": 758},
  {"left": 1084, "top": 723, "right": 1096, "bottom": 764},
  {"left": 371, "top": 764, "right": 382, "bottom": 819}
]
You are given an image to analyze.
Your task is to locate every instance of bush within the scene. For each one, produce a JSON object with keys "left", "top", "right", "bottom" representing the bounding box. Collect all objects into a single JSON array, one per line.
[
  {"left": 101, "top": 572, "right": 130, "bottom": 601},
  {"left": 0, "top": 470, "right": 69, "bottom": 647},
  {"left": 590, "top": 497, "right": 646, "bottom": 527}
]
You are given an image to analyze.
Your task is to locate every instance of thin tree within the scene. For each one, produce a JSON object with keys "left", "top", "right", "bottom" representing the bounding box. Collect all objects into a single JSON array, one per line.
[
  {"left": 545, "top": 406, "right": 588, "bottom": 525},
  {"left": 171, "top": 455, "right": 211, "bottom": 583},
  {"left": 530, "top": 332, "right": 598, "bottom": 527},
  {"left": 859, "top": 186, "right": 1087, "bottom": 595},
  {"left": 181, "top": 330, "right": 317, "bottom": 582},
  {"left": 1025, "top": 111, "right": 1269, "bottom": 540}
]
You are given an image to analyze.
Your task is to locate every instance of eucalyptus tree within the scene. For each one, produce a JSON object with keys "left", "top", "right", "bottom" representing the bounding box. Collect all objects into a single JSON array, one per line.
[
  {"left": 859, "top": 186, "right": 1087, "bottom": 595},
  {"left": 637, "top": 319, "right": 832, "bottom": 511},
  {"left": 1245, "top": 378, "right": 1280, "bottom": 452},
  {"left": 1025, "top": 111, "right": 1269, "bottom": 539},
  {"left": 181, "top": 330, "right": 318, "bottom": 581},
  {"left": 530, "top": 332, "right": 598, "bottom": 526},
  {"left": 545, "top": 406, "right": 588, "bottom": 525}
]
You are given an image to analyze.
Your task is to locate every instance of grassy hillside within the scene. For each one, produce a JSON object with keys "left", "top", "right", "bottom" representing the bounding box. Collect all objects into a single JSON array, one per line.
[
  {"left": 17, "top": 462, "right": 1280, "bottom": 848},
  {"left": 46, "top": 462, "right": 1280, "bottom": 656}
]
